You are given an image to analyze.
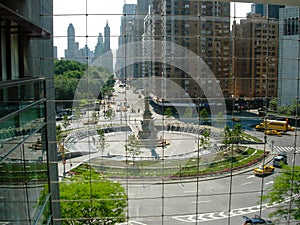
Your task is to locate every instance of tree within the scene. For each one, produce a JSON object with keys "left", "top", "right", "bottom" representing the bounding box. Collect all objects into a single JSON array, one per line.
[
  {"left": 54, "top": 59, "right": 114, "bottom": 108},
  {"left": 125, "top": 134, "right": 141, "bottom": 166},
  {"left": 91, "top": 112, "right": 98, "bottom": 124},
  {"left": 223, "top": 125, "right": 232, "bottom": 146},
  {"left": 97, "top": 129, "right": 109, "bottom": 167},
  {"left": 269, "top": 98, "right": 277, "bottom": 111},
  {"left": 262, "top": 165, "right": 300, "bottom": 222},
  {"left": 38, "top": 165, "right": 127, "bottom": 225},
  {"left": 164, "top": 107, "right": 173, "bottom": 120},
  {"left": 199, "top": 108, "right": 209, "bottom": 124},
  {"left": 106, "top": 107, "right": 115, "bottom": 126},
  {"left": 199, "top": 129, "right": 211, "bottom": 150},
  {"left": 74, "top": 107, "right": 81, "bottom": 121},
  {"left": 62, "top": 115, "right": 70, "bottom": 131},
  {"left": 232, "top": 123, "right": 243, "bottom": 144}
]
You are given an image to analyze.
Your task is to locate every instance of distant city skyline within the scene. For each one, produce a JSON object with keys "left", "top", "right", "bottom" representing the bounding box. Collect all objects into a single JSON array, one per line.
[{"left": 53, "top": 1, "right": 251, "bottom": 58}]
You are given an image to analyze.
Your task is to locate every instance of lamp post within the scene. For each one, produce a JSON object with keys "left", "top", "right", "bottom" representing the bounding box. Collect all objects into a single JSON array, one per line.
[
  {"left": 271, "top": 140, "right": 274, "bottom": 154},
  {"left": 59, "top": 143, "right": 66, "bottom": 178}
]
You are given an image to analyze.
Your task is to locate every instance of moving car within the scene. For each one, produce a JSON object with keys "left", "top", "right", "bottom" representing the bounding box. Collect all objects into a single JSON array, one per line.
[
  {"left": 242, "top": 215, "right": 274, "bottom": 224},
  {"left": 254, "top": 165, "right": 275, "bottom": 176},
  {"left": 273, "top": 152, "right": 287, "bottom": 167},
  {"left": 264, "top": 129, "right": 283, "bottom": 136}
]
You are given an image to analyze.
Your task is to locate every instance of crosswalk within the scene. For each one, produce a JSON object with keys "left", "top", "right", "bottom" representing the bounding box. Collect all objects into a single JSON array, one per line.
[{"left": 273, "top": 145, "right": 300, "bottom": 154}]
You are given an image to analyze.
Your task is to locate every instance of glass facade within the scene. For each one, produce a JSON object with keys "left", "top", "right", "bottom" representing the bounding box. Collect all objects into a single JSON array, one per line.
[
  {"left": 2, "top": 0, "right": 300, "bottom": 225},
  {"left": 51, "top": 1, "right": 300, "bottom": 224},
  {"left": 0, "top": 1, "right": 59, "bottom": 225}
]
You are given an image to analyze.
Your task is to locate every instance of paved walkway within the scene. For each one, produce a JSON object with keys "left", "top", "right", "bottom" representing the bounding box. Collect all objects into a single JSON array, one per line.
[{"left": 57, "top": 86, "right": 272, "bottom": 179}]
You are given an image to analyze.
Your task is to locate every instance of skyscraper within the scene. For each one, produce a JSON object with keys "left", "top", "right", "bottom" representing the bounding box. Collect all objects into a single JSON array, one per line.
[
  {"left": 94, "top": 33, "right": 104, "bottom": 59},
  {"left": 103, "top": 21, "right": 111, "bottom": 54},
  {"left": 65, "top": 23, "right": 77, "bottom": 60}
]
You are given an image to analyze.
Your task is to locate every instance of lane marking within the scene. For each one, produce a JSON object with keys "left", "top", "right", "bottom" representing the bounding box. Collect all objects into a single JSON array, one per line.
[
  {"left": 191, "top": 200, "right": 212, "bottom": 204},
  {"left": 172, "top": 195, "right": 299, "bottom": 223},
  {"left": 241, "top": 181, "right": 252, "bottom": 186},
  {"left": 265, "top": 181, "right": 274, "bottom": 186},
  {"left": 117, "top": 221, "right": 147, "bottom": 225}
]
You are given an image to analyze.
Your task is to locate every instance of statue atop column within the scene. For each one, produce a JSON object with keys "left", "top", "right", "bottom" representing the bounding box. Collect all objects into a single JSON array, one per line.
[{"left": 138, "top": 96, "right": 158, "bottom": 146}]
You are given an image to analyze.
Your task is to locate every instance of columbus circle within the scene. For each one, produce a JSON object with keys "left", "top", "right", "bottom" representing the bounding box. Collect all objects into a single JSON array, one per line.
[{"left": 61, "top": 40, "right": 231, "bottom": 178}]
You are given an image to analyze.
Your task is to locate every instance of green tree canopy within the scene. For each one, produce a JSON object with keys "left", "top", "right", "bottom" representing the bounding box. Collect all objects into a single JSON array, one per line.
[
  {"left": 199, "top": 108, "right": 209, "bottom": 124},
  {"left": 54, "top": 59, "right": 114, "bottom": 108},
  {"left": 262, "top": 165, "right": 300, "bottom": 222},
  {"left": 59, "top": 165, "right": 127, "bottom": 224},
  {"left": 54, "top": 59, "right": 87, "bottom": 76},
  {"left": 164, "top": 107, "right": 173, "bottom": 118},
  {"left": 268, "top": 98, "right": 277, "bottom": 111}
]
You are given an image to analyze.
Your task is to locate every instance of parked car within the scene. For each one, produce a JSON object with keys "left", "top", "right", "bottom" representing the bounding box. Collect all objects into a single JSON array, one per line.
[
  {"left": 242, "top": 215, "right": 274, "bottom": 224},
  {"left": 254, "top": 165, "right": 275, "bottom": 176}
]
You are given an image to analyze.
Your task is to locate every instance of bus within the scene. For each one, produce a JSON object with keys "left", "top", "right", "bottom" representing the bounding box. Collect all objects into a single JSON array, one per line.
[{"left": 255, "top": 119, "right": 295, "bottom": 132}]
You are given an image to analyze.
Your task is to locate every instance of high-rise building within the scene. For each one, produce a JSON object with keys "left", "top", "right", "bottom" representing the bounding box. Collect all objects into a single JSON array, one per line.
[
  {"left": 103, "top": 21, "right": 111, "bottom": 54},
  {"left": 278, "top": 6, "right": 300, "bottom": 106},
  {"left": 233, "top": 14, "right": 279, "bottom": 99},
  {"left": 65, "top": 23, "right": 78, "bottom": 60},
  {"left": 64, "top": 23, "right": 97, "bottom": 65},
  {"left": 94, "top": 33, "right": 104, "bottom": 59},
  {"left": 251, "top": 3, "right": 285, "bottom": 19},
  {"left": 0, "top": 1, "right": 60, "bottom": 224},
  {"left": 116, "top": 4, "right": 138, "bottom": 81},
  {"left": 135, "top": 0, "right": 153, "bottom": 82},
  {"left": 144, "top": 0, "right": 231, "bottom": 100}
]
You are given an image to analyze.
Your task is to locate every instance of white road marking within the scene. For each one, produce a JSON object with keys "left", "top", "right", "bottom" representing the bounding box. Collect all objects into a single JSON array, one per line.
[
  {"left": 246, "top": 175, "right": 255, "bottom": 179},
  {"left": 184, "top": 190, "right": 198, "bottom": 193},
  {"left": 172, "top": 195, "right": 298, "bottom": 223},
  {"left": 265, "top": 181, "right": 274, "bottom": 185},
  {"left": 191, "top": 200, "right": 212, "bottom": 204},
  {"left": 241, "top": 181, "right": 252, "bottom": 186},
  {"left": 117, "top": 221, "right": 147, "bottom": 225}
]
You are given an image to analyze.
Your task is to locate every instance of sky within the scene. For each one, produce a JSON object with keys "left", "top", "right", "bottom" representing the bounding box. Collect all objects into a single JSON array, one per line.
[{"left": 53, "top": 0, "right": 252, "bottom": 58}]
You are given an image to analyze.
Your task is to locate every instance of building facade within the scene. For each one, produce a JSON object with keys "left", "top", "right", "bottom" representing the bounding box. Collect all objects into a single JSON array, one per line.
[
  {"left": 251, "top": 3, "right": 285, "bottom": 19},
  {"left": 0, "top": 0, "right": 60, "bottom": 224},
  {"left": 143, "top": 0, "right": 231, "bottom": 101},
  {"left": 116, "top": 4, "right": 138, "bottom": 81},
  {"left": 278, "top": 6, "right": 300, "bottom": 106},
  {"left": 233, "top": 14, "right": 279, "bottom": 98}
]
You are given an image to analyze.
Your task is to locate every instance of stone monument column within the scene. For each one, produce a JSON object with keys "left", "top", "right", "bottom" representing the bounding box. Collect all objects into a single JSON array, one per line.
[{"left": 138, "top": 96, "right": 158, "bottom": 146}]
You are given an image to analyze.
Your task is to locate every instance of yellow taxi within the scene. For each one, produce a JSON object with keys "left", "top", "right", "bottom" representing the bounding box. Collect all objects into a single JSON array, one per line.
[
  {"left": 264, "top": 129, "right": 283, "bottom": 136},
  {"left": 254, "top": 165, "right": 275, "bottom": 176}
]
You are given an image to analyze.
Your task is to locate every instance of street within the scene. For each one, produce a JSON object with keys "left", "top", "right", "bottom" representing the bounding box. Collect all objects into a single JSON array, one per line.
[{"left": 60, "top": 81, "right": 300, "bottom": 225}]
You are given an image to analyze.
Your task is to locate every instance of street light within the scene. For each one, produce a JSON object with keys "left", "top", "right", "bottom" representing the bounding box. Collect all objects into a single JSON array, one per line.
[{"left": 59, "top": 143, "right": 66, "bottom": 178}]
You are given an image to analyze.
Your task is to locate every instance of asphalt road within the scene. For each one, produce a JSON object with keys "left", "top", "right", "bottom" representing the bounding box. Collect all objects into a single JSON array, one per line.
[
  {"left": 121, "top": 167, "right": 297, "bottom": 225},
  {"left": 114, "top": 84, "right": 300, "bottom": 225}
]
